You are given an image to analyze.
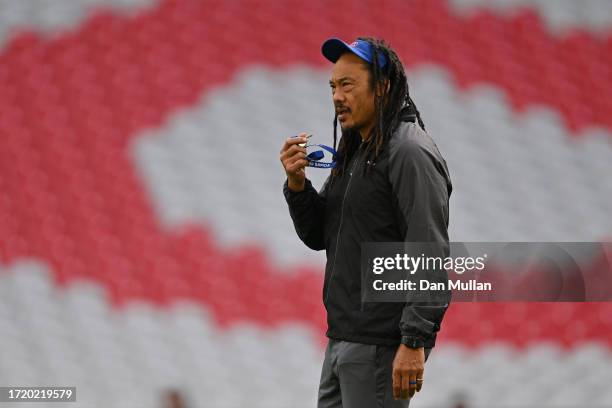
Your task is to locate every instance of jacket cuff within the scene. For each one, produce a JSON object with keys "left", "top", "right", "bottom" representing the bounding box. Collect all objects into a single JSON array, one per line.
[
  {"left": 283, "top": 178, "right": 314, "bottom": 203},
  {"left": 399, "top": 303, "right": 447, "bottom": 340}
]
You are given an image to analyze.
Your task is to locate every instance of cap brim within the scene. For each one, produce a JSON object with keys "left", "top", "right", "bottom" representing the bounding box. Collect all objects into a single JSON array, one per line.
[
  {"left": 322, "top": 38, "right": 370, "bottom": 64},
  {"left": 321, "top": 38, "right": 351, "bottom": 63}
]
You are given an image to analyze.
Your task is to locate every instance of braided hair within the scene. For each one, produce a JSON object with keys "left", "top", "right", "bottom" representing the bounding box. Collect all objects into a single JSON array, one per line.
[{"left": 331, "top": 37, "right": 425, "bottom": 180}]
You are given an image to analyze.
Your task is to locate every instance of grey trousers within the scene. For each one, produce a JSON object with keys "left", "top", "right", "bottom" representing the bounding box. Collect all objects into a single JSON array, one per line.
[{"left": 317, "top": 339, "right": 432, "bottom": 408}]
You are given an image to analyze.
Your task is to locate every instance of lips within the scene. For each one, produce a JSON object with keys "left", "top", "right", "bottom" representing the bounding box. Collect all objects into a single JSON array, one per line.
[{"left": 336, "top": 107, "right": 350, "bottom": 121}]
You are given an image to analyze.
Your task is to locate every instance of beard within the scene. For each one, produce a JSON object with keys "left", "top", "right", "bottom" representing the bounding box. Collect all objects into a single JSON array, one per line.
[
  {"left": 340, "top": 122, "right": 369, "bottom": 140},
  {"left": 339, "top": 117, "right": 361, "bottom": 134},
  {"left": 339, "top": 122, "right": 354, "bottom": 132},
  {"left": 338, "top": 126, "right": 361, "bottom": 144}
]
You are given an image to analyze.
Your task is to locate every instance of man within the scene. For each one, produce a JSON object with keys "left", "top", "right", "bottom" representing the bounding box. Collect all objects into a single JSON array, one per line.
[{"left": 280, "top": 37, "right": 452, "bottom": 407}]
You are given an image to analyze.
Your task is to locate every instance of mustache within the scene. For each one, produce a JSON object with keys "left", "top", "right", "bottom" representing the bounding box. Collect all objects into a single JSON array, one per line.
[{"left": 335, "top": 106, "right": 350, "bottom": 114}]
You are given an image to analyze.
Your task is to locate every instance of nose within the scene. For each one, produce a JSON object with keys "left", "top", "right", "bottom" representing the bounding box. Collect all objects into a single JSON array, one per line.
[{"left": 332, "top": 87, "right": 345, "bottom": 104}]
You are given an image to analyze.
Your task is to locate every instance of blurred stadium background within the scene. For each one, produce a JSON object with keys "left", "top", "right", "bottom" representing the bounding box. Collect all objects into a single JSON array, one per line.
[{"left": 0, "top": 0, "right": 611, "bottom": 407}]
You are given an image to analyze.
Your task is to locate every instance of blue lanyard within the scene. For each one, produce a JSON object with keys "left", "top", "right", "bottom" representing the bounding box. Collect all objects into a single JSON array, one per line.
[
  {"left": 305, "top": 143, "right": 337, "bottom": 168},
  {"left": 291, "top": 134, "right": 338, "bottom": 168}
]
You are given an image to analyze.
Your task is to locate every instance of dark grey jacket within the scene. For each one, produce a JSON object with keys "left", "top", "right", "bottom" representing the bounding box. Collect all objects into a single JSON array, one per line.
[{"left": 283, "top": 119, "right": 452, "bottom": 348}]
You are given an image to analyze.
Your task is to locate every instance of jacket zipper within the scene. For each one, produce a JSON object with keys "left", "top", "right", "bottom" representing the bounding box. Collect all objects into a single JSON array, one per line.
[{"left": 324, "top": 147, "right": 362, "bottom": 304}]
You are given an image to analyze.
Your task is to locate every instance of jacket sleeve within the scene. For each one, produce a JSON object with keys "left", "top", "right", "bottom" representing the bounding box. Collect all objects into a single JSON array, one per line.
[
  {"left": 283, "top": 177, "right": 329, "bottom": 251},
  {"left": 388, "top": 132, "right": 452, "bottom": 343}
]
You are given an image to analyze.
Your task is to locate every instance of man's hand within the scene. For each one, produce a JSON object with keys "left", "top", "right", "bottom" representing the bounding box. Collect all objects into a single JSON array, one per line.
[
  {"left": 392, "top": 345, "right": 425, "bottom": 400},
  {"left": 280, "top": 133, "right": 309, "bottom": 192}
]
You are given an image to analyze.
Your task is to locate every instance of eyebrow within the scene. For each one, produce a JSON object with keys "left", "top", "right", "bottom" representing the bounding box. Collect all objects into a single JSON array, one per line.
[{"left": 329, "top": 76, "right": 354, "bottom": 86}]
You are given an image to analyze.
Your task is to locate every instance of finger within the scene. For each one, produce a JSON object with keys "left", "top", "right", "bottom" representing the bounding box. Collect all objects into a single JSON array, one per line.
[
  {"left": 408, "top": 373, "right": 417, "bottom": 398},
  {"left": 282, "top": 135, "right": 308, "bottom": 151},
  {"left": 392, "top": 369, "right": 401, "bottom": 400},
  {"left": 280, "top": 135, "right": 309, "bottom": 153},
  {"left": 287, "top": 159, "right": 309, "bottom": 173},
  {"left": 284, "top": 154, "right": 308, "bottom": 170},
  {"left": 400, "top": 373, "right": 411, "bottom": 400},
  {"left": 280, "top": 145, "right": 307, "bottom": 163},
  {"left": 280, "top": 155, "right": 304, "bottom": 174},
  {"left": 416, "top": 369, "right": 424, "bottom": 392},
  {"left": 288, "top": 144, "right": 308, "bottom": 156},
  {"left": 287, "top": 162, "right": 308, "bottom": 174}
]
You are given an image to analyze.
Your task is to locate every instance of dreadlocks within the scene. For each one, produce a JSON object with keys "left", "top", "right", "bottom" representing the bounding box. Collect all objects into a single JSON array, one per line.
[{"left": 331, "top": 37, "right": 425, "bottom": 181}]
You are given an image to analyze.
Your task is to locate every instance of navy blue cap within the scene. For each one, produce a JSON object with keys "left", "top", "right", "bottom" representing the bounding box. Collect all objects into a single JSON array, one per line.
[{"left": 321, "top": 38, "right": 387, "bottom": 68}]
